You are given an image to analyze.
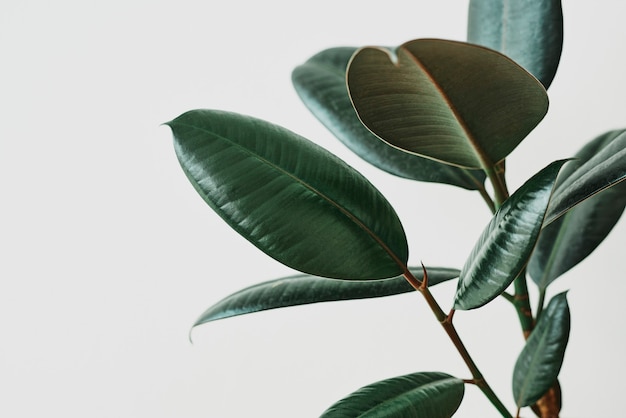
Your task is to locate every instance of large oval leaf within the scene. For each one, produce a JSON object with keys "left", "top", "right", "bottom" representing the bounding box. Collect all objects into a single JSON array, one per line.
[
  {"left": 292, "top": 47, "right": 487, "bottom": 190},
  {"left": 454, "top": 160, "right": 566, "bottom": 310},
  {"left": 468, "top": 0, "right": 563, "bottom": 89},
  {"left": 543, "top": 129, "right": 626, "bottom": 226},
  {"left": 192, "top": 266, "right": 460, "bottom": 327},
  {"left": 529, "top": 130, "right": 626, "bottom": 290},
  {"left": 513, "top": 292, "right": 570, "bottom": 408},
  {"left": 320, "top": 372, "right": 464, "bottom": 418},
  {"left": 347, "top": 38, "right": 548, "bottom": 169},
  {"left": 167, "top": 110, "right": 408, "bottom": 280}
]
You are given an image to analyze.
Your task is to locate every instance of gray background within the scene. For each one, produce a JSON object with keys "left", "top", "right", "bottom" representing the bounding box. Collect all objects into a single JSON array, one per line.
[{"left": 2, "top": 1, "right": 624, "bottom": 416}]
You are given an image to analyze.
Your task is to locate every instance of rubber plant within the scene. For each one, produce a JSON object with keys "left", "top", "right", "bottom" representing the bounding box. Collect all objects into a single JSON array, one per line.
[{"left": 165, "top": 1, "right": 626, "bottom": 417}]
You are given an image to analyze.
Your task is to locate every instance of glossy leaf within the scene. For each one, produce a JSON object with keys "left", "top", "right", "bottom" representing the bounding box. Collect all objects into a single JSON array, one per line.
[
  {"left": 347, "top": 38, "right": 548, "bottom": 169},
  {"left": 454, "top": 160, "right": 566, "bottom": 310},
  {"left": 468, "top": 0, "right": 563, "bottom": 89},
  {"left": 167, "top": 110, "right": 408, "bottom": 280},
  {"left": 513, "top": 292, "right": 570, "bottom": 407},
  {"left": 320, "top": 372, "right": 464, "bottom": 418},
  {"left": 529, "top": 130, "right": 626, "bottom": 290},
  {"left": 543, "top": 129, "right": 626, "bottom": 226},
  {"left": 292, "top": 47, "right": 487, "bottom": 190},
  {"left": 193, "top": 266, "right": 460, "bottom": 327}
]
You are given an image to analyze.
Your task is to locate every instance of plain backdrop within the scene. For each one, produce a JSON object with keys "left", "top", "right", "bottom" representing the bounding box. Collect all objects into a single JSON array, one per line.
[{"left": 1, "top": 1, "right": 625, "bottom": 417}]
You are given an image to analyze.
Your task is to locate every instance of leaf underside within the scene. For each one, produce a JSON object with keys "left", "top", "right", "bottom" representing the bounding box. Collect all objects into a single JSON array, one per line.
[
  {"left": 347, "top": 38, "right": 548, "bottom": 170},
  {"left": 292, "top": 46, "right": 487, "bottom": 190}
]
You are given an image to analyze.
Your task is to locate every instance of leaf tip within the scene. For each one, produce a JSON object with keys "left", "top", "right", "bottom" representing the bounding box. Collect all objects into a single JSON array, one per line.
[
  {"left": 188, "top": 318, "right": 207, "bottom": 344},
  {"left": 554, "top": 290, "right": 569, "bottom": 302},
  {"left": 160, "top": 121, "right": 174, "bottom": 132}
]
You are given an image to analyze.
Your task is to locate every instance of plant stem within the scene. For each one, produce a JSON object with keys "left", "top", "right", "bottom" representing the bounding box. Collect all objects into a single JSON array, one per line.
[
  {"left": 513, "top": 269, "right": 535, "bottom": 339},
  {"left": 478, "top": 184, "right": 496, "bottom": 213},
  {"left": 426, "top": 292, "right": 512, "bottom": 417},
  {"left": 485, "top": 164, "right": 509, "bottom": 210},
  {"left": 408, "top": 271, "right": 512, "bottom": 417},
  {"left": 536, "top": 288, "right": 546, "bottom": 320}
]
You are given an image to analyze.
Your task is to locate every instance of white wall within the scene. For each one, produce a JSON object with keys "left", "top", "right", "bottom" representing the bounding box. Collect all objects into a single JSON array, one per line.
[{"left": 1, "top": 1, "right": 624, "bottom": 417}]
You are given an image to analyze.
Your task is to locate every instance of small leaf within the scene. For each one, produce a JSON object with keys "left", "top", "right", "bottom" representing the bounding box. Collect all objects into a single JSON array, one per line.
[
  {"left": 529, "top": 130, "right": 626, "bottom": 290},
  {"left": 320, "top": 372, "right": 464, "bottom": 418},
  {"left": 192, "top": 266, "right": 460, "bottom": 327},
  {"left": 513, "top": 292, "right": 570, "bottom": 408},
  {"left": 544, "top": 129, "right": 626, "bottom": 226},
  {"left": 292, "top": 47, "right": 487, "bottom": 190},
  {"left": 167, "top": 110, "right": 408, "bottom": 280},
  {"left": 468, "top": 0, "right": 563, "bottom": 89},
  {"left": 347, "top": 38, "right": 548, "bottom": 170},
  {"left": 454, "top": 160, "right": 567, "bottom": 310}
]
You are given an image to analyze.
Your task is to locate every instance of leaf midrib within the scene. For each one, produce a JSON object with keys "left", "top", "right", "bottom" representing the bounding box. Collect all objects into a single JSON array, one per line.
[
  {"left": 306, "top": 52, "right": 489, "bottom": 192},
  {"left": 357, "top": 377, "right": 460, "bottom": 416},
  {"left": 172, "top": 119, "right": 407, "bottom": 271},
  {"left": 400, "top": 44, "right": 494, "bottom": 171},
  {"left": 516, "top": 321, "right": 552, "bottom": 407}
]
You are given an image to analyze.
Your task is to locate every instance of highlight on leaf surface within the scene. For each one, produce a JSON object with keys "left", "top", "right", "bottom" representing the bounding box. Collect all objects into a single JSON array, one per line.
[
  {"left": 166, "top": 110, "right": 408, "bottom": 280},
  {"left": 543, "top": 129, "right": 626, "bottom": 226},
  {"left": 320, "top": 372, "right": 464, "bottom": 418},
  {"left": 529, "top": 129, "right": 626, "bottom": 290},
  {"left": 468, "top": 0, "right": 563, "bottom": 89},
  {"left": 454, "top": 160, "right": 567, "bottom": 310},
  {"left": 292, "top": 46, "right": 487, "bottom": 190},
  {"left": 347, "top": 38, "right": 548, "bottom": 170}
]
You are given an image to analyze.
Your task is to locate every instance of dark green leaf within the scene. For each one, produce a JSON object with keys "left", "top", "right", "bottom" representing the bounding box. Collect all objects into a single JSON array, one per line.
[
  {"left": 321, "top": 372, "right": 464, "bottom": 418},
  {"left": 468, "top": 0, "right": 563, "bottom": 89},
  {"left": 529, "top": 130, "right": 626, "bottom": 290},
  {"left": 292, "top": 47, "right": 487, "bottom": 190},
  {"left": 544, "top": 129, "right": 626, "bottom": 226},
  {"left": 454, "top": 160, "right": 567, "bottom": 310},
  {"left": 167, "top": 110, "right": 408, "bottom": 280},
  {"left": 347, "top": 38, "right": 548, "bottom": 170},
  {"left": 192, "top": 266, "right": 459, "bottom": 327},
  {"left": 513, "top": 292, "right": 570, "bottom": 407}
]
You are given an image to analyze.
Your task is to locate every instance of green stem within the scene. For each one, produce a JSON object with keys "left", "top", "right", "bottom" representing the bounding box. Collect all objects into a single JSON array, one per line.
[
  {"left": 415, "top": 281, "right": 513, "bottom": 417},
  {"left": 477, "top": 184, "right": 496, "bottom": 213},
  {"left": 536, "top": 288, "right": 546, "bottom": 320},
  {"left": 501, "top": 292, "right": 515, "bottom": 303},
  {"left": 512, "top": 269, "right": 535, "bottom": 339},
  {"left": 484, "top": 163, "right": 509, "bottom": 210},
  {"left": 443, "top": 323, "right": 512, "bottom": 417}
]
